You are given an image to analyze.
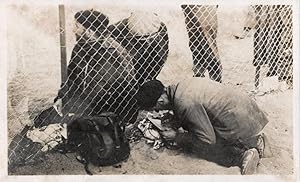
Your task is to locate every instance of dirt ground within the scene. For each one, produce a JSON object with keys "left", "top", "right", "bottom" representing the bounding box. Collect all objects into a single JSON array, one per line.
[
  {"left": 8, "top": 88, "right": 293, "bottom": 175},
  {"left": 6, "top": 3, "right": 294, "bottom": 175}
]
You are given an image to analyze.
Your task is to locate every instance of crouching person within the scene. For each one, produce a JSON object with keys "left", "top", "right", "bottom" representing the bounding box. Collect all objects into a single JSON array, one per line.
[
  {"left": 135, "top": 78, "right": 270, "bottom": 175},
  {"left": 108, "top": 12, "right": 169, "bottom": 85}
]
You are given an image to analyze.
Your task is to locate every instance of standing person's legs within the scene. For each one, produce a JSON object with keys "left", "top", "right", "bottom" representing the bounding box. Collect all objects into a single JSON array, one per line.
[
  {"left": 182, "top": 5, "right": 222, "bottom": 82},
  {"left": 188, "top": 29, "right": 208, "bottom": 78},
  {"left": 181, "top": 5, "right": 207, "bottom": 78},
  {"left": 253, "top": 29, "right": 264, "bottom": 89},
  {"left": 188, "top": 29, "right": 222, "bottom": 81},
  {"left": 205, "top": 23, "right": 222, "bottom": 83},
  {"left": 207, "top": 58, "right": 222, "bottom": 82},
  {"left": 254, "top": 65, "right": 261, "bottom": 89}
]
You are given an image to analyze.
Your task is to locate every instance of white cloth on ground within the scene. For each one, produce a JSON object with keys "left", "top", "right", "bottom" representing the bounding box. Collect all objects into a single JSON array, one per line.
[{"left": 26, "top": 123, "right": 67, "bottom": 152}]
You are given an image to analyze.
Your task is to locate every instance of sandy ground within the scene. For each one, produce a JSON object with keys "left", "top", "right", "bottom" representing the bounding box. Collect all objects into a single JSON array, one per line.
[
  {"left": 8, "top": 89, "right": 293, "bottom": 175},
  {"left": 6, "top": 3, "right": 294, "bottom": 175}
]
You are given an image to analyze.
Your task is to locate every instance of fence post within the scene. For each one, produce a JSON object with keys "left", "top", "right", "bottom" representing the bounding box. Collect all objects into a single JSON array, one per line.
[{"left": 59, "top": 4, "right": 67, "bottom": 84}]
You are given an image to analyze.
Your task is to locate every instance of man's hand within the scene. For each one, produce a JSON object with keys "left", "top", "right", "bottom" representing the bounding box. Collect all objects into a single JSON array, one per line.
[
  {"left": 160, "top": 128, "right": 177, "bottom": 141},
  {"left": 53, "top": 98, "right": 63, "bottom": 117}
]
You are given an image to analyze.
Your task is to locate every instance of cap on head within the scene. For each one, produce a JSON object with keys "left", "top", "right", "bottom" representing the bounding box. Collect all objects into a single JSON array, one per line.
[
  {"left": 135, "top": 80, "right": 165, "bottom": 110},
  {"left": 74, "top": 10, "right": 109, "bottom": 33}
]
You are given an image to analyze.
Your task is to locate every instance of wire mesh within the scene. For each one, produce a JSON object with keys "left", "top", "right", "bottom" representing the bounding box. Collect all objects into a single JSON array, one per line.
[
  {"left": 52, "top": 10, "right": 170, "bottom": 125},
  {"left": 7, "top": 4, "right": 293, "bottom": 171},
  {"left": 182, "top": 5, "right": 222, "bottom": 82}
]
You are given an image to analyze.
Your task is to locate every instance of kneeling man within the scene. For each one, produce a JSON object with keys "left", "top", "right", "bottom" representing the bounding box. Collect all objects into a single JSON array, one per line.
[{"left": 135, "top": 78, "right": 269, "bottom": 175}]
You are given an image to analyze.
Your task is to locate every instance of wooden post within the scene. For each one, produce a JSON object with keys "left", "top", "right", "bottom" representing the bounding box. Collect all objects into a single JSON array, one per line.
[{"left": 59, "top": 4, "right": 67, "bottom": 83}]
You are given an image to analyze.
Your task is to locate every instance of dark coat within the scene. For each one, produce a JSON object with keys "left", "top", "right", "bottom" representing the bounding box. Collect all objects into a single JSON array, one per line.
[
  {"left": 57, "top": 14, "right": 169, "bottom": 124},
  {"left": 167, "top": 78, "right": 269, "bottom": 145},
  {"left": 108, "top": 18, "right": 169, "bottom": 85},
  {"left": 57, "top": 36, "right": 138, "bottom": 124}
]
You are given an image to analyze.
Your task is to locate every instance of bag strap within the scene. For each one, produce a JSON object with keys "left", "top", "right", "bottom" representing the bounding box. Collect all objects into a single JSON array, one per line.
[
  {"left": 87, "top": 112, "right": 122, "bottom": 149},
  {"left": 90, "top": 120, "right": 106, "bottom": 149},
  {"left": 106, "top": 116, "right": 121, "bottom": 148}
]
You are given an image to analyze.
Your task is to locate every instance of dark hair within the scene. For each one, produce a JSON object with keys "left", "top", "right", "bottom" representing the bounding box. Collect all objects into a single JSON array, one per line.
[
  {"left": 135, "top": 80, "right": 165, "bottom": 109},
  {"left": 75, "top": 10, "right": 109, "bottom": 34}
]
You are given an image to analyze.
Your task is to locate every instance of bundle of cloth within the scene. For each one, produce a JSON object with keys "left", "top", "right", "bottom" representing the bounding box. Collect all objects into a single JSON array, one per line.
[
  {"left": 137, "top": 110, "right": 176, "bottom": 150},
  {"left": 26, "top": 123, "right": 67, "bottom": 152}
]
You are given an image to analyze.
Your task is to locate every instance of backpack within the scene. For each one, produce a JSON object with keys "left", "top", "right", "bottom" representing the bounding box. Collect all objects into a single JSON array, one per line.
[{"left": 66, "top": 112, "right": 130, "bottom": 174}]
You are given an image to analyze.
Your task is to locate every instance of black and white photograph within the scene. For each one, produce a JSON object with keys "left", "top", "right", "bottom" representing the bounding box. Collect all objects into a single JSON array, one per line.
[{"left": 0, "top": 0, "right": 299, "bottom": 181}]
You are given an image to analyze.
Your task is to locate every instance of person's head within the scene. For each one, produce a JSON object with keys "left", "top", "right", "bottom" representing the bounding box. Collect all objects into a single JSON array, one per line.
[
  {"left": 135, "top": 80, "right": 171, "bottom": 111},
  {"left": 73, "top": 9, "right": 109, "bottom": 39}
]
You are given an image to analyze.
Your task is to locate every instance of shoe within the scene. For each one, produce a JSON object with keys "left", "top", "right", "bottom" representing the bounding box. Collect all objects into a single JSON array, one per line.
[
  {"left": 256, "top": 134, "right": 265, "bottom": 158},
  {"left": 257, "top": 133, "right": 273, "bottom": 158},
  {"left": 240, "top": 148, "right": 260, "bottom": 175}
]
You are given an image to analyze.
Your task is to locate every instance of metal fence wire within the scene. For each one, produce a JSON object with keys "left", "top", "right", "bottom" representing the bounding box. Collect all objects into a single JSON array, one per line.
[
  {"left": 181, "top": 5, "right": 293, "bottom": 86},
  {"left": 51, "top": 10, "right": 169, "bottom": 126},
  {"left": 8, "top": 5, "right": 293, "bottom": 170}
]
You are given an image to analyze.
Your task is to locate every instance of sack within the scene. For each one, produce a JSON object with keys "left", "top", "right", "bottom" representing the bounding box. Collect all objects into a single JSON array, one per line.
[{"left": 66, "top": 112, "right": 130, "bottom": 170}]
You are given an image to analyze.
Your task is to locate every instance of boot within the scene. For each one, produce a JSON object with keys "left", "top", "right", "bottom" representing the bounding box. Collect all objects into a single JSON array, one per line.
[
  {"left": 256, "top": 133, "right": 273, "bottom": 158},
  {"left": 240, "top": 148, "right": 260, "bottom": 175}
]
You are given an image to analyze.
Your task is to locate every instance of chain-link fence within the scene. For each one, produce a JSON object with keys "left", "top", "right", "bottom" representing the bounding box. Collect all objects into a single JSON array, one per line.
[
  {"left": 43, "top": 9, "right": 169, "bottom": 127},
  {"left": 7, "top": 4, "right": 293, "bottom": 172},
  {"left": 181, "top": 5, "right": 293, "bottom": 87},
  {"left": 247, "top": 5, "right": 293, "bottom": 88}
]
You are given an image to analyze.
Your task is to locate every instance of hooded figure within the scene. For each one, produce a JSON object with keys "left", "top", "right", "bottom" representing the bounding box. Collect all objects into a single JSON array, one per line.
[
  {"left": 46, "top": 10, "right": 139, "bottom": 127},
  {"left": 108, "top": 12, "right": 169, "bottom": 85}
]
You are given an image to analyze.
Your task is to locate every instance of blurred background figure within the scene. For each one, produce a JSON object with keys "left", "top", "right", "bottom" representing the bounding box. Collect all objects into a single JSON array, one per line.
[
  {"left": 236, "top": 5, "right": 293, "bottom": 89},
  {"left": 181, "top": 5, "right": 222, "bottom": 83}
]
